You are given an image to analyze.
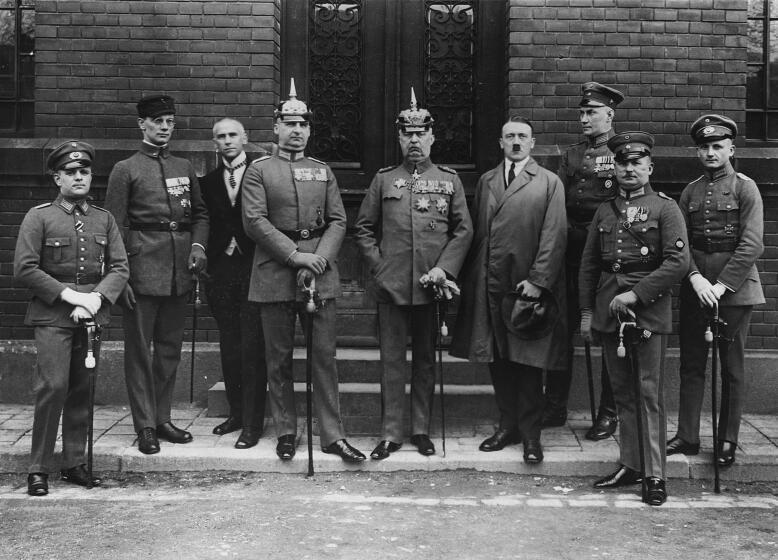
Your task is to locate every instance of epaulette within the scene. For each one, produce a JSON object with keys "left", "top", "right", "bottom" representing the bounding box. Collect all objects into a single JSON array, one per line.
[
  {"left": 438, "top": 165, "right": 457, "bottom": 174},
  {"left": 90, "top": 204, "right": 109, "bottom": 213},
  {"left": 657, "top": 191, "right": 673, "bottom": 200},
  {"left": 33, "top": 202, "right": 52, "bottom": 209},
  {"left": 308, "top": 156, "right": 328, "bottom": 166},
  {"left": 377, "top": 165, "right": 397, "bottom": 174},
  {"left": 566, "top": 139, "right": 588, "bottom": 149},
  {"left": 737, "top": 172, "right": 754, "bottom": 182},
  {"left": 251, "top": 155, "right": 272, "bottom": 164}
]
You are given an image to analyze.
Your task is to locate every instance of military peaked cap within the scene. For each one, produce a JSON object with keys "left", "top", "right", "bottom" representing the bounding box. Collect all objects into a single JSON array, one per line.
[
  {"left": 580, "top": 82, "right": 625, "bottom": 108},
  {"left": 690, "top": 114, "right": 738, "bottom": 144},
  {"left": 607, "top": 131, "right": 654, "bottom": 163},
  {"left": 47, "top": 140, "right": 95, "bottom": 172}
]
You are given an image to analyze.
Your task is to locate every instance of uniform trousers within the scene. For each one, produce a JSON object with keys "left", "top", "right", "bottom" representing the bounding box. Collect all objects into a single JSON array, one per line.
[
  {"left": 677, "top": 293, "right": 752, "bottom": 446},
  {"left": 205, "top": 252, "right": 266, "bottom": 431},
  {"left": 30, "top": 325, "right": 98, "bottom": 473},
  {"left": 377, "top": 302, "right": 436, "bottom": 442},
  {"left": 260, "top": 300, "right": 346, "bottom": 447},
  {"left": 545, "top": 226, "right": 615, "bottom": 416},
  {"left": 601, "top": 331, "right": 666, "bottom": 479},
  {"left": 124, "top": 293, "right": 188, "bottom": 433},
  {"left": 489, "top": 354, "right": 545, "bottom": 441}
]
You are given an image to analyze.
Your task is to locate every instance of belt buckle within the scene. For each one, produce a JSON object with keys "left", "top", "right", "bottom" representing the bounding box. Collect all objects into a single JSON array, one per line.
[
  {"left": 169, "top": 221, "right": 178, "bottom": 231},
  {"left": 300, "top": 229, "right": 310, "bottom": 240},
  {"left": 611, "top": 262, "right": 621, "bottom": 273}
]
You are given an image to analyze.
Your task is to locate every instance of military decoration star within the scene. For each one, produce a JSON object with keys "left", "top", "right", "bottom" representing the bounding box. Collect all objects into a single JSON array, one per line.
[
  {"left": 415, "top": 195, "right": 431, "bottom": 212},
  {"left": 435, "top": 197, "right": 448, "bottom": 215},
  {"left": 393, "top": 178, "right": 407, "bottom": 190}
]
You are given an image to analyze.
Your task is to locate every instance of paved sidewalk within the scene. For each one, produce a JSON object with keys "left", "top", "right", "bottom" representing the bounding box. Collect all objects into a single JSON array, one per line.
[{"left": 1, "top": 404, "right": 776, "bottom": 481}]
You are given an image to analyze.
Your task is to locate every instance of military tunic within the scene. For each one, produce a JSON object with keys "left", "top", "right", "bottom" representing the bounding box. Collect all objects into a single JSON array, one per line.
[
  {"left": 241, "top": 149, "right": 347, "bottom": 446},
  {"left": 552, "top": 129, "right": 618, "bottom": 416},
  {"left": 104, "top": 142, "right": 209, "bottom": 433},
  {"left": 355, "top": 158, "right": 472, "bottom": 442},
  {"left": 579, "top": 184, "right": 689, "bottom": 478},
  {"left": 14, "top": 196, "right": 129, "bottom": 473},
  {"left": 676, "top": 163, "right": 765, "bottom": 446}
]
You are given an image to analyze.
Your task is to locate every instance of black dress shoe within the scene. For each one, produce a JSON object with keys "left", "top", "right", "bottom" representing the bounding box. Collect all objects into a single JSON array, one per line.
[
  {"left": 541, "top": 407, "right": 567, "bottom": 428},
  {"left": 137, "top": 427, "right": 160, "bottom": 455},
  {"left": 322, "top": 439, "right": 366, "bottom": 463},
  {"left": 717, "top": 441, "right": 737, "bottom": 467},
  {"left": 156, "top": 422, "right": 193, "bottom": 444},
  {"left": 371, "top": 440, "right": 402, "bottom": 460},
  {"left": 479, "top": 429, "right": 521, "bottom": 452},
  {"left": 666, "top": 435, "right": 700, "bottom": 456},
  {"left": 276, "top": 434, "right": 296, "bottom": 460},
  {"left": 593, "top": 465, "right": 643, "bottom": 489},
  {"left": 27, "top": 473, "right": 48, "bottom": 497},
  {"left": 585, "top": 413, "right": 618, "bottom": 441},
  {"left": 410, "top": 434, "right": 435, "bottom": 456},
  {"left": 235, "top": 427, "right": 261, "bottom": 449},
  {"left": 523, "top": 439, "right": 543, "bottom": 464},
  {"left": 61, "top": 464, "right": 102, "bottom": 488},
  {"left": 213, "top": 416, "right": 242, "bottom": 436},
  {"left": 643, "top": 477, "right": 667, "bottom": 506}
]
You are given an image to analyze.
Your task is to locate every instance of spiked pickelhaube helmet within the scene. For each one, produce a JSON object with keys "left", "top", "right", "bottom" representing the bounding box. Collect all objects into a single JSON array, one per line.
[
  {"left": 274, "top": 78, "right": 312, "bottom": 123},
  {"left": 396, "top": 87, "right": 434, "bottom": 133}
]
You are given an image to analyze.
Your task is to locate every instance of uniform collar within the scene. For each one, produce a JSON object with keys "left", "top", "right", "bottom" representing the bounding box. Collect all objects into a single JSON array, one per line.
[
  {"left": 619, "top": 184, "right": 648, "bottom": 200},
  {"left": 704, "top": 161, "right": 734, "bottom": 182},
  {"left": 588, "top": 128, "right": 614, "bottom": 148},
  {"left": 402, "top": 157, "right": 433, "bottom": 175},
  {"left": 141, "top": 141, "right": 169, "bottom": 159},
  {"left": 56, "top": 195, "right": 89, "bottom": 214},
  {"left": 277, "top": 148, "right": 305, "bottom": 162}
]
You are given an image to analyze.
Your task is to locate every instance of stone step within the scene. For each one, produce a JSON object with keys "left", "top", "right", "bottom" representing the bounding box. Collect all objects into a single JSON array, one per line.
[{"left": 207, "top": 381, "right": 498, "bottom": 437}]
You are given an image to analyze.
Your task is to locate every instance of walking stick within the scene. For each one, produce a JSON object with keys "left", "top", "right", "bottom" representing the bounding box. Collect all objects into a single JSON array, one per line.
[
  {"left": 190, "top": 273, "right": 201, "bottom": 404},
  {"left": 618, "top": 319, "right": 649, "bottom": 502},
  {"left": 706, "top": 303, "right": 721, "bottom": 494},
  {"left": 584, "top": 341, "right": 597, "bottom": 425},
  {"left": 81, "top": 317, "right": 100, "bottom": 490},
  {"left": 434, "top": 295, "right": 447, "bottom": 458},
  {"left": 302, "top": 276, "right": 319, "bottom": 478}
]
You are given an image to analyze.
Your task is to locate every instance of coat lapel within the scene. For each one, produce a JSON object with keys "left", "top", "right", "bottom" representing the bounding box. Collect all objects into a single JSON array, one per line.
[{"left": 495, "top": 157, "right": 538, "bottom": 214}]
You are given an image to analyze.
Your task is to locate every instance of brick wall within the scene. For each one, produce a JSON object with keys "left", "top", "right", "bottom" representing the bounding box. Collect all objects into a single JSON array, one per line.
[
  {"left": 507, "top": 0, "right": 747, "bottom": 146},
  {"left": 33, "top": 0, "right": 281, "bottom": 141}
]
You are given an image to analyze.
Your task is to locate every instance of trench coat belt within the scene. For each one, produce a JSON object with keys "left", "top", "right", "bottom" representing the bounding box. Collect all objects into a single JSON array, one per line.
[
  {"left": 51, "top": 272, "right": 102, "bottom": 285},
  {"left": 601, "top": 260, "right": 659, "bottom": 274},
  {"left": 129, "top": 221, "right": 191, "bottom": 232},
  {"left": 279, "top": 226, "right": 325, "bottom": 241},
  {"left": 691, "top": 237, "right": 738, "bottom": 253}
]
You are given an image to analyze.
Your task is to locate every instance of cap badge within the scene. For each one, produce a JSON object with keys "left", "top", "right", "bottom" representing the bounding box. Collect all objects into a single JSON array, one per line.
[
  {"left": 69, "top": 152, "right": 82, "bottom": 160},
  {"left": 703, "top": 126, "right": 715, "bottom": 136}
]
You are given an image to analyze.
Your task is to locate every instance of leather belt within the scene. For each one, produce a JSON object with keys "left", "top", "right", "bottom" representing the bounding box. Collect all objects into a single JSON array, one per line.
[
  {"left": 280, "top": 227, "right": 325, "bottom": 241},
  {"left": 601, "top": 261, "right": 659, "bottom": 274},
  {"left": 52, "top": 272, "right": 102, "bottom": 285},
  {"left": 130, "top": 221, "right": 191, "bottom": 232},
  {"left": 692, "top": 238, "right": 738, "bottom": 253}
]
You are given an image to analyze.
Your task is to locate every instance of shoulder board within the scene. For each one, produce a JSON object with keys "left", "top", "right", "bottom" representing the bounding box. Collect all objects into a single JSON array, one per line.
[
  {"left": 736, "top": 172, "right": 754, "bottom": 182},
  {"left": 377, "top": 165, "right": 398, "bottom": 174},
  {"left": 438, "top": 165, "right": 457, "bottom": 174},
  {"left": 33, "top": 202, "right": 52, "bottom": 209},
  {"left": 251, "top": 155, "right": 272, "bottom": 164},
  {"left": 657, "top": 191, "right": 673, "bottom": 200},
  {"left": 90, "top": 204, "right": 109, "bottom": 213},
  {"left": 308, "top": 157, "right": 328, "bottom": 166},
  {"left": 565, "top": 140, "right": 587, "bottom": 149}
]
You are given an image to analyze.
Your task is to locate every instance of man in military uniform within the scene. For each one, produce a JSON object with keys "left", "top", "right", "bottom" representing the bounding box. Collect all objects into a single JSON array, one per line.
[
  {"left": 579, "top": 132, "right": 689, "bottom": 506},
  {"left": 201, "top": 118, "right": 268, "bottom": 449},
  {"left": 667, "top": 115, "right": 764, "bottom": 467},
  {"left": 14, "top": 141, "right": 129, "bottom": 496},
  {"left": 355, "top": 89, "right": 473, "bottom": 460},
  {"left": 546, "top": 82, "right": 624, "bottom": 439},
  {"left": 450, "top": 116, "right": 567, "bottom": 465},
  {"left": 242, "top": 80, "right": 365, "bottom": 463},
  {"left": 104, "top": 95, "right": 209, "bottom": 455}
]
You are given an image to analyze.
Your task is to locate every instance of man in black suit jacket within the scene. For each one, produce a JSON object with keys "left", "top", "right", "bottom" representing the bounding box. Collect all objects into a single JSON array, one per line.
[{"left": 201, "top": 118, "right": 268, "bottom": 448}]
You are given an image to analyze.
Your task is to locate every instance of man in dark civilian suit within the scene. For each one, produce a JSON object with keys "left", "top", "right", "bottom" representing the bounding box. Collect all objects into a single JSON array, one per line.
[{"left": 201, "top": 118, "right": 268, "bottom": 449}]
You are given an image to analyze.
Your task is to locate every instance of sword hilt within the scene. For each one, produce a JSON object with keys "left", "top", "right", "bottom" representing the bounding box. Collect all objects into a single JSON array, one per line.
[{"left": 302, "top": 277, "right": 318, "bottom": 314}]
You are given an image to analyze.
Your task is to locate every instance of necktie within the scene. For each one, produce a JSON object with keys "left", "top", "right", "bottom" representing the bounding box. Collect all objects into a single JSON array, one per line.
[
  {"left": 227, "top": 160, "right": 246, "bottom": 188},
  {"left": 508, "top": 162, "right": 516, "bottom": 185}
]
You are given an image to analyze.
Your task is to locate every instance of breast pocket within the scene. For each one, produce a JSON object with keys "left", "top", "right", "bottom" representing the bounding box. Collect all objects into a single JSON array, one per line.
[
  {"left": 633, "top": 219, "right": 660, "bottom": 255},
  {"left": 717, "top": 199, "right": 739, "bottom": 212},
  {"left": 596, "top": 221, "right": 613, "bottom": 254},
  {"left": 45, "top": 237, "right": 71, "bottom": 263}
]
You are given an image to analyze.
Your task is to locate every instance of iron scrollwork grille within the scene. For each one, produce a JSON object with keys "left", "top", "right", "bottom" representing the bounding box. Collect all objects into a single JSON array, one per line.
[
  {"left": 425, "top": 1, "right": 476, "bottom": 165},
  {"left": 308, "top": 1, "right": 363, "bottom": 163}
]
